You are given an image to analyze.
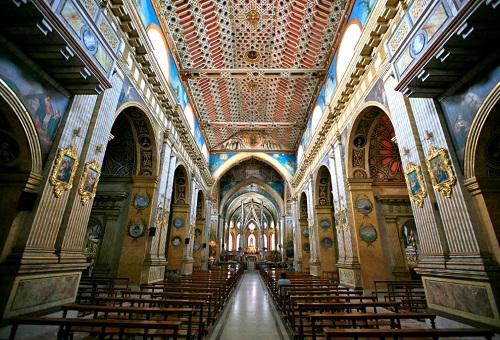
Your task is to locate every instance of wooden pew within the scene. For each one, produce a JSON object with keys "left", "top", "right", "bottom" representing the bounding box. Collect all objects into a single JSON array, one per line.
[
  {"left": 94, "top": 296, "right": 207, "bottom": 340},
  {"left": 294, "top": 301, "right": 401, "bottom": 339},
  {"left": 308, "top": 311, "right": 437, "bottom": 340},
  {"left": 9, "top": 316, "right": 181, "bottom": 340},
  {"left": 61, "top": 303, "right": 196, "bottom": 339},
  {"left": 120, "top": 289, "right": 216, "bottom": 326},
  {"left": 323, "top": 327, "right": 495, "bottom": 339}
]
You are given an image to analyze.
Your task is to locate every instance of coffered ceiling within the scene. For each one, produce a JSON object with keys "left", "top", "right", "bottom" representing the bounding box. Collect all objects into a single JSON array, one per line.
[{"left": 159, "top": 0, "right": 353, "bottom": 152}]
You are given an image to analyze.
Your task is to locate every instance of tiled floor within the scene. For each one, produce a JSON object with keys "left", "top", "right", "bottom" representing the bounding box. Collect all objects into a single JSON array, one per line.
[{"left": 206, "top": 270, "right": 292, "bottom": 340}]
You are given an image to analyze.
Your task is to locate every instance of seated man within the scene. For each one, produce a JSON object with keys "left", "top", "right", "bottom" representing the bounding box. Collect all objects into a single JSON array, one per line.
[
  {"left": 277, "top": 272, "right": 292, "bottom": 298},
  {"left": 168, "top": 269, "right": 181, "bottom": 281}
]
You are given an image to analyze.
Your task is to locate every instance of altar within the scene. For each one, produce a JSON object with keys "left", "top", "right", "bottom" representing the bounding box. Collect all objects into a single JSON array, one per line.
[{"left": 246, "top": 255, "right": 257, "bottom": 270}]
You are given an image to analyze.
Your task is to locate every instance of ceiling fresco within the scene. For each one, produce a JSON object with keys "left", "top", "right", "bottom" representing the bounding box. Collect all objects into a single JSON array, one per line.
[{"left": 159, "top": 0, "right": 353, "bottom": 152}]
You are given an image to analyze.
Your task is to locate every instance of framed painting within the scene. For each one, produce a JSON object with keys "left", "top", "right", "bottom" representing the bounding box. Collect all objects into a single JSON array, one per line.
[
  {"left": 404, "top": 162, "right": 427, "bottom": 207},
  {"left": 49, "top": 144, "right": 79, "bottom": 197},
  {"left": 78, "top": 159, "right": 100, "bottom": 205},
  {"left": 355, "top": 196, "right": 373, "bottom": 214},
  {"left": 425, "top": 145, "right": 456, "bottom": 198}
]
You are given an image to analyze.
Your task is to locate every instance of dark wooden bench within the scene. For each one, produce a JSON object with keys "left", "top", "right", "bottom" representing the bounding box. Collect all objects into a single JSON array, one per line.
[
  {"left": 61, "top": 303, "right": 196, "bottom": 339},
  {"left": 323, "top": 326, "right": 495, "bottom": 339},
  {"left": 294, "top": 301, "right": 401, "bottom": 339},
  {"left": 308, "top": 311, "right": 437, "bottom": 340},
  {"left": 9, "top": 316, "right": 181, "bottom": 340},
  {"left": 93, "top": 296, "right": 207, "bottom": 340}
]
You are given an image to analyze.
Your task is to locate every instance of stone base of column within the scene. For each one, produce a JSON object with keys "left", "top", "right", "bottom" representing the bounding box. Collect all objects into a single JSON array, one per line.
[
  {"left": 338, "top": 266, "right": 362, "bottom": 289},
  {"left": 0, "top": 254, "right": 86, "bottom": 319},
  {"left": 182, "top": 257, "right": 194, "bottom": 275},
  {"left": 309, "top": 261, "right": 322, "bottom": 276},
  {"left": 141, "top": 259, "right": 168, "bottom": 284},
  {"left": 416, "top": 267, "right": 500, "bottom": 329}
]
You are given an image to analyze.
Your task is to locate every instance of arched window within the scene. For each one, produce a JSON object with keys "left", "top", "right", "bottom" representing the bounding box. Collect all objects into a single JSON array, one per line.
[{"left": 228, "top": 233, "right": 233, "bottom": 251}]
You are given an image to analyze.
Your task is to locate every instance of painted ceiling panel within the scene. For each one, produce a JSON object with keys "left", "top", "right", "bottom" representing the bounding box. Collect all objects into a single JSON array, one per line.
[{"left": 160, "top": 0, "right": 351, "bottom": 151}]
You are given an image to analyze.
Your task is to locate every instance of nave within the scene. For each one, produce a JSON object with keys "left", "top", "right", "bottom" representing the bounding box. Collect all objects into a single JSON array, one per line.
[{"left": 10, "top": 267, "right": 497, "bottom": 340}]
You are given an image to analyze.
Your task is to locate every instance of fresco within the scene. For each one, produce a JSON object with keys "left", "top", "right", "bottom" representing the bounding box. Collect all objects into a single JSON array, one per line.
[
  {"left": 300, "top": 115, "right": 313, "bottom": 153},
  {"left": 169, "top": 53, "right": 188, "bottom": 110},
  {"left": 440, "top": 64, "right": 500, "bottom": 167},
  {"left": 303, "top": 0, "right": 375, "bottom": 154},
  {"left": 324, "top": 54, "right": 338, "bottom": 104},
  {"left": 194, "top": 118, "right": 205, "bottom": 152},
  {"left": 212, "top": 131, "right": 288, "bottom": 152},
  {"left": 116, "top": 76, "right": 145, "bottom": 109},
  {"left": 133, "top": 0, "right": 159, "bottom": 28},
  {"left": 209, "top": 152, "right": 296, "bottom": 176},
  {"left": 272, "top": 153, "right": 296, "bottom": 175},
  {"left": 209, "top": 153, "right": 236, "bottom": 174},
  {"left": 0, "top": 47, "right": 70, "bottom": 164},
  {"left": 364, "top": 78, "right": 388, "bottom": 108},
  {"left": 349, "top": 0, "right": 376, "bottom": 25}
]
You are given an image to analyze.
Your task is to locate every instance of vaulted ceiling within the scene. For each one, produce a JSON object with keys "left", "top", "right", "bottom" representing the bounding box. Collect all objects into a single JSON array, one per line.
[{"left": 159, "top": 0, "right": 354, "bottom": 152}]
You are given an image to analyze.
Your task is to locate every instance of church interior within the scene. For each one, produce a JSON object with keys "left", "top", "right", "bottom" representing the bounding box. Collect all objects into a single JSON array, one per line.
[{"left": 0, "top": 0, "right": 499, "bottom": 338}]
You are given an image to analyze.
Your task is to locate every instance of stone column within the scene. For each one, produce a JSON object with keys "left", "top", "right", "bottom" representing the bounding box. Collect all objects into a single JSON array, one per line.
[
  {"left": 307, "top": 176, "right": 321, "bottom": 276},
  {"left": 291, "top": 197, "right": 302, "bottom": 271},
  {"left": 141, "top": 131, "right": 172, "bottom": 283},
  {"left": 329, "top": 133, "right": 362, "bottom": 289},
  {"left": 201, "top": 199, "right": 212, "bottom": 270}
]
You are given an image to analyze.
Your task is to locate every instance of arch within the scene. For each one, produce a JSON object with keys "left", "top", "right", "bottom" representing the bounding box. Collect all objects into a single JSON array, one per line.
[
  {"left": 0, "top": 79, "right": 42, "bottom": 174},
  {"left": 195, "top": 190, "right": 205, "bottom": 219},
  {"left": 172, "top": 165, "right": 190, "bottom": 205},
  {"left": 113, "top": 103, "right": 160, "bottom": 176},
  {"left": 464, "top": 83, "right": 500, "bottom": 178},
  {"left": 212, "top": 152, "right": 293, "bottom": 183},
  {"left": 299, "top": 191, "right": 308, "bottom": 220},
  {"left": 315, "top": 165, "right": 333, "bottom": 206},
  {"left": 219, "top": 178, "right": 284, "bottom": 216},
  {"left": 346, "top": 105, "right": 402, "bottom": 181},
  {"left": 336, "top": 19, "right": 362, "bottom": 83}
]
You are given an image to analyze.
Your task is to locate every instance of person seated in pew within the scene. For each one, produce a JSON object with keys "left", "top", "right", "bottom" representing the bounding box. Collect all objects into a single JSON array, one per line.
[
  {"left": 168, "top": 269, "right": 181, "bottom": 281},
  {"left": 287, "top": 263, "right": 295, "bottom": 271},
  {"left": 277, "top": 272, "right": 292, "bottom": 296}
]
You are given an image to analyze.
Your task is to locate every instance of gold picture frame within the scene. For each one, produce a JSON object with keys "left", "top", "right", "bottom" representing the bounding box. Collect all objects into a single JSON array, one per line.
[
  {"left": 425, "top": 144, "right": 456, "bottom": 198},
  {"left": 404, "top": 162, "right": 427, "bottom": 207},
  {"left": 49, "top": 144, "right": 79, "bottom": 198},
  {"left": 78, "top": 159, "right": 100, "bottom": 205}
]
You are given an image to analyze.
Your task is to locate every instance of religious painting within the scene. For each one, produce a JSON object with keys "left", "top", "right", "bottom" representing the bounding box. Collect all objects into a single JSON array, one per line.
[
  {"left": 78, "top": 159, "right": 100, "bottom": 205},
  {"left": 364, "top": 78, "right": 388, "bottom": 108},
  {"left": 359, "top": 224, "right": 377, "bottom": 245},
  {"left": 425, "top": 145, "right": 456, "bottom": 198},
  {"left": 404, "top": 162, "right": 427, "bottom": 207},
  {"left": 440, "top": 64, "right": 500, "bottom": 167},
  {"left": 49, "top": 144, "right": 79, "bottom": 198},
  {"left": 0, "top": 47, "right": 70, "bottom": 164}
]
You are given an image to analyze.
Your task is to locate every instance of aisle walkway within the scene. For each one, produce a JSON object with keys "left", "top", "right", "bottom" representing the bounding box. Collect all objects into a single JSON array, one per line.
[{"left": 207, "top": 270, "right": 292, "bottom": 340}]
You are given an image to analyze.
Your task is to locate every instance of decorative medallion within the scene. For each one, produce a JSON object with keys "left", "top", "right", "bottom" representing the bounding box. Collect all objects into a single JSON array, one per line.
[
  {"left": 410, "top": 32, "right": 426, "bottom": 57},
  {"left": 359, "top": 224, "right": 377, "bottom": 245},
  {"left": 355, "top": 196, "right": 373, "bottom": 215},
  {"left": 193, "top": 242, "right": 201, "bottom": 251},
  {"left": 321, "top": 237, "right": 333, "bottom": 248},
  {"left": 195, "top": 228, "right": 202, "bottom": 236},
  {"left": 244, "top": 50, "right": 261, "bottom": 63},
  {"left": 171, "top": 236, "right": 182, "bottom": 246},
  {"left": 302, "top": 229, "right": 310, "bottom": 238},
  {"left": 81, "top": 26, "right": 98, "bottom": 53},
  {"left": 173, "top": 217, "right": 184, "bottom": 229},
  {"left": 303, "top": 243, "right": 310, "bottom": 252},
  {"left": 128, "top": 220, "right": 146, "bottom": 239},
  {"left": 425, "top": 144, "right": 456, "bottom": 198},
  {"left": 353, "top": 135, "right": 366, "bottom": 148},
  {"left": 133, "top": 193, "right": 151, "bottom": 211},
  {"left": 320, "top": 219, "right": 331, "bottom": 230}
]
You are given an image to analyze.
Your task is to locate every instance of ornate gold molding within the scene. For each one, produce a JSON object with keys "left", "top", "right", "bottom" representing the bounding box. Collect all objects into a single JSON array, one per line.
[
  {"left": 49, "top": 144, "right": 79, "bottom": 198},
  {"left": 404, "top": 161, "right": 427, "bottom": 207},
  {"left": 78, "top": 159, "right": 100, "bottom": 205},
  {"left": 425, "top": 145, "right": 456, "bottom": 198}
]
